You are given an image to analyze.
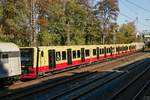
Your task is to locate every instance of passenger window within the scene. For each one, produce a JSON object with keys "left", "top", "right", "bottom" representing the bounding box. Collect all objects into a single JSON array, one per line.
[
  {"left": 73, "top": 50, "right": 76, "bottom": 59},
  {"left": 126, "top": 46, "right": 128, "bottom": 50},
  {"left": 2, "top": 54, "right": 9, "bottom": 63},
  {"left": 102, "top": 48, "right": 104, "bottom": 54},
  {"left": 107, "top": 48, "right": 109, "bottom": 53},
  {"left": 41, "top": 51, "right": 44, "bottom": 57},
  {"left": 85, "top": 49, "right": 90, "bottom": 57},
  {"left": 109, "top": 48, "right": 111, "bottom": 53},
  {"left": 77, "top": 50, "right": 80, "bottom": 58},
  {"left": 2, "top": 54, "right": 8, "bottom": 59},
  {"left": 112, "top": 48, "right": 114, "bottom": 53},
  {"left": 56, "top": 52, "right": 61, "bottom": 61},
  {"left": 62, "top": 51, "right": 66, "bottom": 60},
  {"left": 100, "top": 49, "right": 102, "bottom": 54},
  {"left": 93, "top": 49, "right": 96, "bottom": 56}
]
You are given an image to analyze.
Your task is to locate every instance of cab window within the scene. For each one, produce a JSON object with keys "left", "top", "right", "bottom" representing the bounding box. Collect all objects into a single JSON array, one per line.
[
  {"left": 20, "top": 48, "right": 34, "bottom": 68},
  {"left": 1, "top": 53, "right": 9, "bottom": 63}
]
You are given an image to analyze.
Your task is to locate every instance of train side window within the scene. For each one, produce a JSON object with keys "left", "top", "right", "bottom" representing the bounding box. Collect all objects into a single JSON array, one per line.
[
  {"left": 77, "top": 50, "right": 80, "bottom": 58},
  {"left": 62, "top": 51, "right": 66, "bottom": 60},
  {"left": 2, "top": 54, "right": 9, "bottom": 63},
  {"left": 93, "top": 49, "right": 96, "bottom": 56},
  {"left": 2, "top": 54, "right": 8, "bottom": 59},
  {"left": 73, "top": 50, "right": 76, "bottom": 59},
  {"left": 107, "top": 48, "right": 109, "bottom": 53},
  {"left": 109, "top": 48, "right": 111, "bottom": 53},
  {"left": 85, "top": 49, "right": 90, "bottom": 57},
  {"left": 102, "top": 48, "right": 104, "bottom": 54},
  {"left": 112, "top": 48, "right": 114, "bottom": 53},
  {"left": 41, "top": 51, "right": 44, "bottom": 57},
  {"left": 100, "top": 49, "right": 102, "bottom": 54},
  {"left": 56, "top": 52, "right": 61, "bottom": 61},
  {"left": 127, "top": 46, "right": 129, "bottom": 50}
]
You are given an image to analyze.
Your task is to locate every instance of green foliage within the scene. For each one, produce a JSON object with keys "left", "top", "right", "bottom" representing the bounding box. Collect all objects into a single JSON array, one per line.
[
  {"left": 116, "top": 22, "right": 136, "bottom": 43},
  {"left": 37, "top": 0, "right": 102, "bottom": 45},
  {"left": 0, "top": 0, "right": 137, "bottom": 46},
  {"left": 0, "top": 0, "right": 29, "bottom": 46},
  {"left": 38, "top": 31, "right": 61, "bottom": 46},
  {"left": 95, "top": 0, "right": 119, "bottom": 44}
]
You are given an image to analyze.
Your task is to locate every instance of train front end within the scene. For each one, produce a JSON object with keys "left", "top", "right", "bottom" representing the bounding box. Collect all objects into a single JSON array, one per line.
[{"left": 20, "top": 47, "right": 37, "bottom": 79}]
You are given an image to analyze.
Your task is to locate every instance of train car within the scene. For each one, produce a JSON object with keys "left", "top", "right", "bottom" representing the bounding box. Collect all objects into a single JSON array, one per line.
[
  {"left": 20, "top": 44, "right": 136, "bottom": 79},
  {"left": 0, "top": 43, "right": 21, "bottom": 82},
  {"left": 132, "top": 42, "right": 145, "bottom": 51}
]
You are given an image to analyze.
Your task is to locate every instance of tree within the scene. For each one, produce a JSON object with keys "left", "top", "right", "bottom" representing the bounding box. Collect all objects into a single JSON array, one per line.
[
  {"left": 36, "top": 0, "right": 101, "bottom": 45},
  {"left": 95, "top": 0, "right": 119, "bottom": 44},
  {"left": 0, "top": 2, "right": 3, "bottom": 33},
  {"left": 116, "top": 22, "right": 136, "bottom": 43},
  {"left": 0, "top": 0, "right": 30, "bottom": 46}
]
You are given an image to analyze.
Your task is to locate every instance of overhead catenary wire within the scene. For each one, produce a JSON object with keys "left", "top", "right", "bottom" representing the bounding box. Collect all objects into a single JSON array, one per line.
[
  {"left": 119, "top": 12, "right": 149, "bottom": 28},
  {"left": 119, "top": 0, "right": 137, "bottom": 16},
  {"left": 119, "top": 0, "right": 150, "bottom": 30},
  {"left": 125, "top": 0, "right": 150, "bottom": 13}
]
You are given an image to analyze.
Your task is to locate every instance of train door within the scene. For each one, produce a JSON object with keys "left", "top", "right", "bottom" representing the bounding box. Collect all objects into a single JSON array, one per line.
[
  {"left": 97, "top": 47, "right": 99, "bottom": 59},
  {"left": 118, "top": 47, "right": 120, "bottom": 54},
  {"left": 110, "top": 47, "right": 113, "bottom": 56},
  {"left": 104, "top": 47, "right": 107, "bottom": 57},
  {"left": 67, "top": 49, "right": 72, "bottom": 65},
  {"left": 81, "top": 48, "right": 85, "bottom": 62},
  {"left": 48, "top": 50, "right": 56, "bottom": 68}
]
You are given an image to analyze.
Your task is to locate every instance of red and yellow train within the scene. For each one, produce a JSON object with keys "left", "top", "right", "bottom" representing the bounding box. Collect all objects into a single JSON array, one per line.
[{"left": 20, "top": 44, "right": 138, "bottom": 79}]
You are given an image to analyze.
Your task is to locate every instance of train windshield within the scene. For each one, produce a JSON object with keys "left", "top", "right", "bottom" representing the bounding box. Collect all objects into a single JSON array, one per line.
[{"left": 20, "top": 48, "right": 34, "bottom": 68}]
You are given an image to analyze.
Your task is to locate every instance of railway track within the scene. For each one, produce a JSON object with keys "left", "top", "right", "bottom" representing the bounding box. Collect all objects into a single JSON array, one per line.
[
  {"left": 109, "top": 60, "right": 150, "bottom": 100},
  {"left": 79, "top": 58, "right": 150, "bottom": 100},
  {"left": 49, "top": 59, "right": 150, "bottom": 100},
  {"left": 0, "top": 58, "right": 147, "bottom": 100},
  {"left": 133, "top": 80, "right": 150, "bottom": 100},
  {"left": 0, "top": 52, "right": 149, "bottom": 100}
]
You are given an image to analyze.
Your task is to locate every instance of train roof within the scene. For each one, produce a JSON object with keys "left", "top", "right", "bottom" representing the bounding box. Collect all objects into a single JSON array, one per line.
[{"left": 0, "top": 42, "right": 19, "bottom": 52}]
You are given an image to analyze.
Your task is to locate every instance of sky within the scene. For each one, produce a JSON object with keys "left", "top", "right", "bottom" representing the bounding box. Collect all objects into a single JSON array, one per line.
[{"left": 117, "top": 0, "right": 150, "bottom": 32}]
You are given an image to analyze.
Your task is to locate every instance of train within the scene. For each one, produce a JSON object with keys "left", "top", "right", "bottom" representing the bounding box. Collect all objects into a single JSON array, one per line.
[
  {"left": 0, "top": 43, "right": 21, "bottom": 83},
  {"left": 0, "top": 42, "right": 145, "bottom": 82}
]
